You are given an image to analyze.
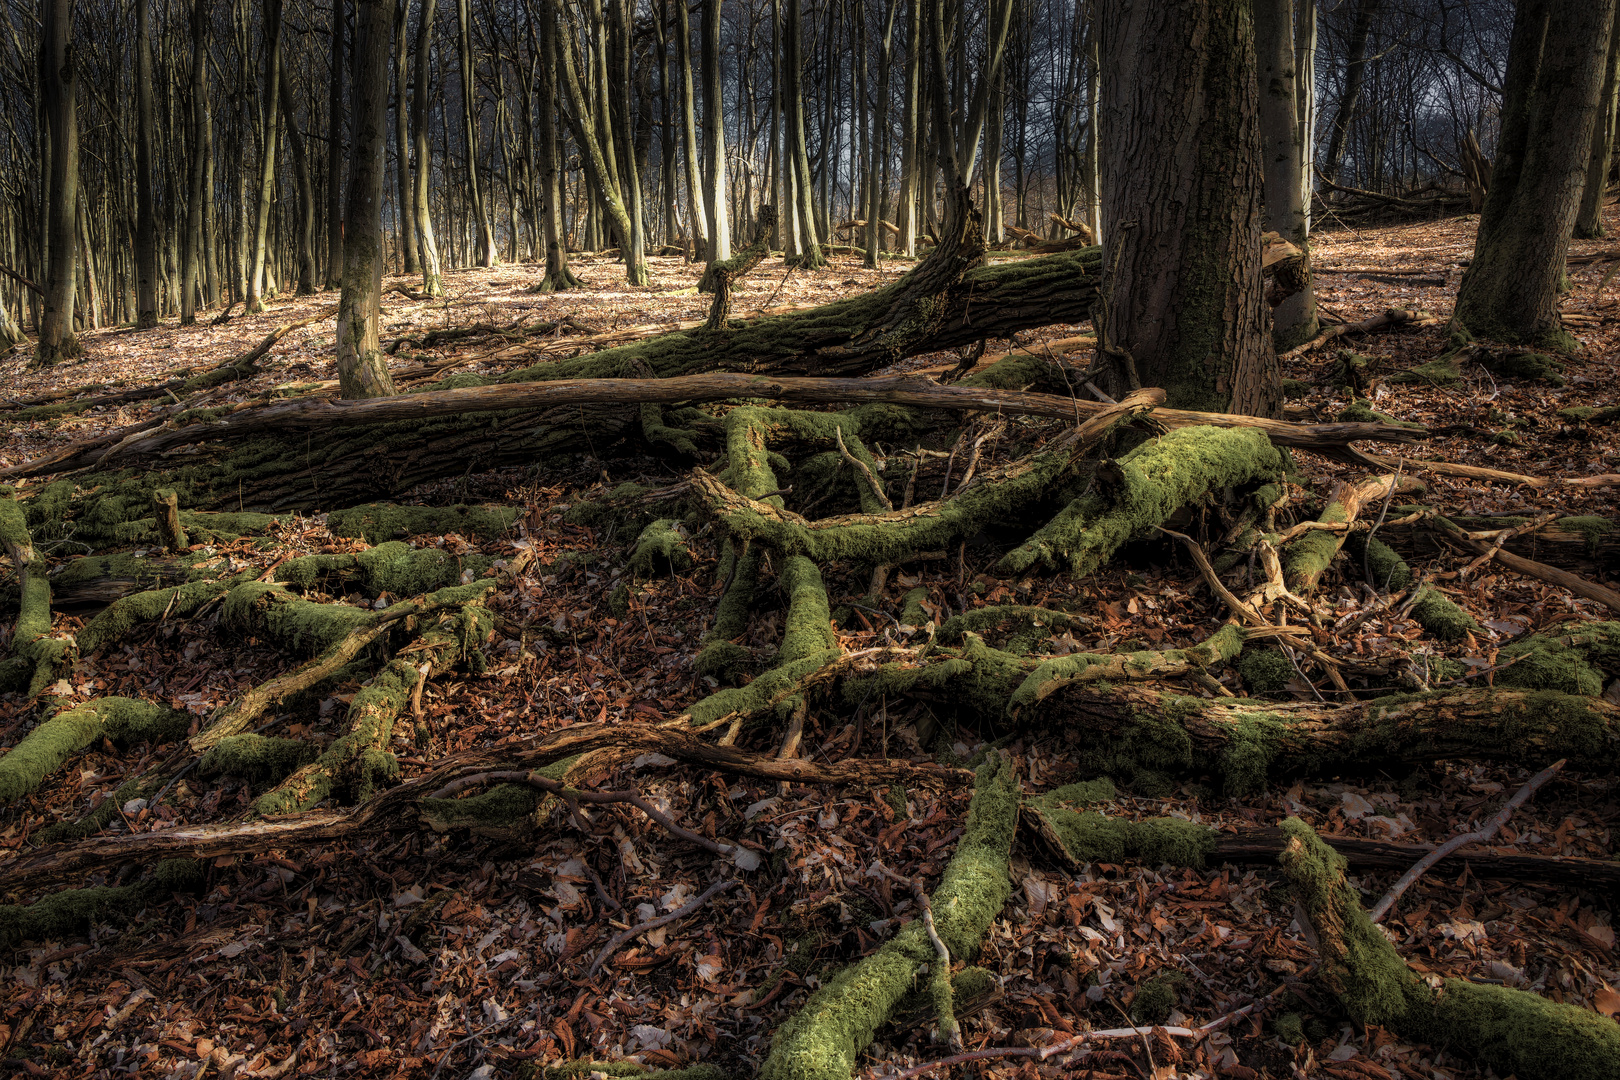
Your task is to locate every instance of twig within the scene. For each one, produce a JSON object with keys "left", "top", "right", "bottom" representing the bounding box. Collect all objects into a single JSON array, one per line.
[
  {"left": 1157, "top": 527, "right": 1267, "bottom": 628},
  {"left": 1370, "top": 759, "right": 1565, "bottom": 922},
  {"left": 587, "top": 878, "right": 738, "bottom": 975},
  {"left": 835, "top": 426, "right": 894, "bottom": 511},
  {"left": 872, "top": 862, "right": 958, "bottom": 1050}
]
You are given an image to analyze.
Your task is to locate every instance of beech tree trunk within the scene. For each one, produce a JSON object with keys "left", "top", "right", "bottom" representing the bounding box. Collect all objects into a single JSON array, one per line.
[
  {"left": 413, "top": 0, "right": 445, "bottom": 296},
  {"left": 278, "top": 69, "right": 320, "bottom": 296},
  {"left": 701, "top": 0, "right": 731, "bottom": 264},
  {"left": 247, "top": 0, "right": 283, "bottom": 313},
  {"left": 328, "top": 0, "right": 348, "bottom": 288},
  {"left": 179, "top": 0, "right": 209, "bottom": 325},
  {"left": 676, "top": 0, "right": 709, "bottom": 261},
  {"left": 336, "top": 0, "right": 400, "bottom": 400},
  {"left": 457, "top": 0, "right": 496, "bottom": 267},
  {"left": 35, "top": 0, "right": 80, "bottom": 367},
  {"left": 1096, "top": 0, "right": 1279, "bottom": 417},
  {"left": 1574, "top": 10, "right": 1620, "bottom": 240},
  {"left": 1255, "top": 0, "right": 1317, "bottom": 349},
  {"left": 535, "top": 1, "right": 577, "bottom": 292},
  {"left": 1454, "top": 0, "right": 1617, "bottom": 349},
  {"left": 134, "top": 0, "right": 159, "bottom": 329}
]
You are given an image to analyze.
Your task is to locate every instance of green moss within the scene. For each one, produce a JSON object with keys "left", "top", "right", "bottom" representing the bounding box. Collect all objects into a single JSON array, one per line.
[
  {"left": 77, "top": 579, "right": 232, "bottom": 655},
  {"left": 1481, "top": 351, "right": 1565, "bottom": 387},
  {"left": 1558, "top": 405, "right": 1620, "bottom": 425},
  {"left": 1237, "top": 648, "right": 1294, "bottom": 693},
  {"left": 759, "top": 756, "right": 1019, "bottom": 1080},
  {"left": 1556, "top": 515, "right": 1614, "bottom": 554},
  {"left": 629, "top": 519, "right": 695, "bottom": 577},
  {"left": 1272, "top": 1012, "right": 1305, "bottom": 1045},
  {"left": 1495, "top": 623, "right": 1620, "bottom": 697},
  {"left": 222, "top": 581, "right": 374, "bottom": 656},
  {"left": 1037, "top": 808, "right": 1215, "bottom": 868},
  {"left": 34, "top": 774, "right": 162, "bottom": 845},
  {"left": 999, "top": 427, "right": 1284, "bottom": 578},
  {"left": 1281, "top": 378, "right": 1312, "bottom": 400},
  {"left": 1337, "top": 400, "right": 1422, "bottom": 429},
  {"left": 326, "top": 503, "right": 519, "bottom": 543},
  {"left": 899, "top": 586, "right": 930, "bottom": 628},
  {"left": 935, "top": 605, "right": 1090, "bottom": 655},
  {"left": 1280, "top": 818, "right": 1620, "bottom": 1080},
  {"left": 777, "top": 557, "right": 837, "bottom": 664},
  {"left": 1409, "top": 587, "right": 1479, "bottom": 642},
  {"left": 1131, "top": 972, "right": 1184, "bottom": 1023},
  {"left": 0, "top": 859, "right": 203, "bottom": 948},
  {"left": 1345, "top": 535, "right": 1413, "bottom": 592},
  {"left": 1033, "top": 777, "right": 1117, "bottom": 807},
  {"left": 0, "top": 699, "right": 190, "bottom": 805},
  {"left": 199, "top": 735, "right": 317, "bottom": 782},
  {"left": 1390, "top": 353, "right": 1464, "bottom": 387}
]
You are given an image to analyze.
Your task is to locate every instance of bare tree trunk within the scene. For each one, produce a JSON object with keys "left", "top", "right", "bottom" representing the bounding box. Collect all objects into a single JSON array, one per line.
[
  {"left": 1255, "top": 0, "right": 1317, "bottom": 348},
  {"left": 278, "top": 68, "right": 320, "bottom": 295},
  {"left": 611, "top": 0, "right": 648, "bottom": 279},
  {"left": 337, "top": 0, "right": 399, "bottom": 399},
  {"left": 134, "top": 0, "right": 159, "bottom": 329},
  {"left": 394, "top": 0, "right": 419, "bottom": 276},
  {"left": 786, "top": 0, "right": 823, "bottom": 266},
  {"left": 1322, "top": 0, "right": 1382, "bottom": 187},
  {"left": 457, "top": 0, "right": 496, "bottom": 266},
  {"left": 535, "top": 0, "right": 578, "bottom": 292},
  {"left": 701, "top": 0, "right": 731, "bottom": 264},
  {"left": 865, "top": 0, "right": 897, "bottom": 268},
  {"left": 896, "top": 0, "right": 920, "bottom": 255},
  {"left": 1575, "top": 10, "right": 1620, "bottom": 239},
  {"left": 327, "top": 0, "right": 348, "bottom": 288},
  {"left": 1455, "top": 0, "right": 1618, "bottom": 348},
  {"left": 413, "top": 0, "right": 445, "bottom": 295},
  {"left": 35, "top": 0, "right": 79, "bottom": 367},
  {"left": 1096, "top": 0, "right": 1278, "bottom": 417},
  {"left": 247, "top": 0, "right": 283, "bottom": 313},
  {"left": 676, "top": 0, "right": 709, "bottom": 261},
  {"left": 180, "top": 0, "right": 209, "bottom": 325}
]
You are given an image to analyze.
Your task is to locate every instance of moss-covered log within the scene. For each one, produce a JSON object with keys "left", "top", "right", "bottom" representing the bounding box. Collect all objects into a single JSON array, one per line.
[
  {"left": 999, "top": 426, "right": 1285, "bottom": 577},
  {"left": 1280, "top": 818, "right": 1620, "bottom": 1080},
  {"left": 1282, "top": 475, "right": 1408, "bottom": 593},
  {"left": 758, "top": 754, "right": 1019, "bottom": 1080},
  {"left": 1381, "top": 512, "right": 1618, "bottom": 577},
  {"left": 0, "top": 859, "right": 202, "bottom": 948},
  {"left": 1, "top": 486, "right": 73, "bottom": 697},
  {"left": 0, "top": 698, "right": 190, "bottom": 805}
]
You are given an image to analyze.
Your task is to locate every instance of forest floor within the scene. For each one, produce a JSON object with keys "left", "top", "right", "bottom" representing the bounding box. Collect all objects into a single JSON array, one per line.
[{"left": 1, "top": 211, "right": 1618, "bottom": 1080}]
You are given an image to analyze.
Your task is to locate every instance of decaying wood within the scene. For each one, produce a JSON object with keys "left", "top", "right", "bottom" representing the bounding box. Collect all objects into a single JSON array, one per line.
[
  {"left": 1281, "top": 307, "right": 1441, "bottom": 361},
  {"left": 1359, "top": 452, "right": 1620, "bottom": 491},
  {"left": 55, "top": 373, "right": 1426, "bottom": 470},
  {"left": 1429, "top": 517, "right": 1620, "bottom": 615}
]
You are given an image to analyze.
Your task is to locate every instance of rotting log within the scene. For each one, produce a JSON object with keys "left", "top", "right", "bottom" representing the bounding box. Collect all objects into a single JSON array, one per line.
[
  {"left": 63, "top": 373, "right": 1426, "bottom": 469},
  {"left": 1282, "top": 474, "right": 1414, "bottom": 594}
]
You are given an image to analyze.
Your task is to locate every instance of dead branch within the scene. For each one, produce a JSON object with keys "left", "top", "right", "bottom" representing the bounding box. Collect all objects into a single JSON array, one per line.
[
  {"left": 1281, "top": 307, "right": 1441, "bottom": 361},
  {"left": 588, "top": 879, "right": 739, "bottom": 976}
]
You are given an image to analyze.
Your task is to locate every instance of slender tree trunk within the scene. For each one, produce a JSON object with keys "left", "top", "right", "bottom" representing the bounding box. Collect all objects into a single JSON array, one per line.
[
  {"left": 1294, "top": 0, "right": 1314, "bottom": 234},
  {"left": 865, "top": 0, "right": 897, "bottom": 268},
  {"left": 35, "top": 0, "right": 79, "bottom": 367},
  {"left": 1083, "top": 21, "right": 1100, "bottom": 243},
  {"left": 1575, "top": 10, "right": 1620, "bottom": 239},
  {"left": 1322, "top": 0, "right": 1382, "bottom": 187},
  {"left": 786, "top": 0, "right": 823, "bottom": 265},
  {"left": 1097, "top": 0, "right": 1278, "bottom": 417},
  {"left": 337, "top": 0, "right": 399, "bottom": 399},
  {"left": 180, "top": 0, "right": 209, "bottom": 324},
  {"left": 327, "top": 0, "right": 348, "bottom": 288},
  {"left": 676, "top": 0, "right": 709, "bottom": 261},
  {"left": 611, "top": 0, "right": 648, "bottom": 280},
  {"left": 536, "top": 0, "right": 578, "bottom": 291},
  {"left": 134, "top": 0, "right": 159, "bottom": 329},
  {"left": 457, "top": 0, "right": 495, "bottom": 265},
  {"left": 1255, "top": 0, "right": 1317, "bottom": 348},
  {"left": 896, "top": 0, "right": 920, "bottom": 255},
  {"left": 279, "top": 67, "right": 320, "bottom": 295},
  {"left": 1455, "top": 0, "right": 1618, "bottom": 348},
  {"left": 394, "top": 0, "right": 419, "bottom": 274},
  {"left": 701, "top": 0, "right": 731, "bottom": 264},
  {"left": 247, "top": 0, "right": 283, "bottom": 313},
  {"left": 413, "top": 0, "right": 444, "bottom": 295}
]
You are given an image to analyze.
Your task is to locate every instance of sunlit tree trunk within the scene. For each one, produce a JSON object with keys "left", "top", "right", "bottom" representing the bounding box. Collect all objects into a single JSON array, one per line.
[
  {"left": 1575, "top": 11, "right": 1620, "bottom": 239},
  {"left": 413, "top": 0, "right": 445, "bottom": 295},
  {"left": 327, "top": 0, "right": 348, "bottom": 288},
  {"left": 337, "top": 0, "right": 399, "bottom": 399},
  {"left": 1256, "top": 0, "right": 1317, "bottom": 348},
  {"left": 701, "top": 0, "right": 731, "bottom": 264},
  {"left": 457, "top": 0, "right": 496, "bottom": 265},
  {"left": 676, "top": 0, "right": 709, "bottom": 261},
  {"left": 535, "top": 0, "right": 579, "bottom": 292},
  {"left": 247, "top": 0, "right": 283, "bottom": 313},
  {"left": 36, "top": 0, "right": 80, "bottom": 367}
]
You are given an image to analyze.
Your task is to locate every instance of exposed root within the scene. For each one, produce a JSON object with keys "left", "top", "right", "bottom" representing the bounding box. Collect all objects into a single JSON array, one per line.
[
  {"left": 0, "top": 859, "right": 203, "bottom": 948},
  {"left": 758, "top": 754, "right": 1019, "bottom": 1080},
  {"left": 0, "top": 698, "right": 190, "bottom": 805},
  {"left": 1279, "top": 818, "right": 1620, "bottom": 1080}
]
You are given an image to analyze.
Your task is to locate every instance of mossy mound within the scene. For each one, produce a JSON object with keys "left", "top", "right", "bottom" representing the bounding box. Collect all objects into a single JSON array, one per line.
[
  {"left": 0, "top": 859, "right": 203, "bottom": 948},
  {"left": 1237, "top": 647, "right": 1294, "bottom": 693},
  {"left": 199, "top": 734, "right": 318, "bottom": 782},
  {"left": 325, "top": 502, "right": 519, "bottom": 543}
]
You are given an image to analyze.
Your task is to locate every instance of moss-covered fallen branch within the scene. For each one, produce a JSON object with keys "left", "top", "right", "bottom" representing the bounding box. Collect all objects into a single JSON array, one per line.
[
  {"left": 0, "top": 859, "right": 203, "bottom": 949},
  {"left": 1279, "top": 818, "right": 1619, "bottom": 1080},
  {"left": 2, "top": 486, "right": 73, "bottom": 697},
  {"left": 759, "top": 754, "right": 1019, "bottom": 1080},
  {"left": 0, "top": 698, "right": 191, "bottom": 805},
  {"left": 275, "top": 540, "right": 496, "bottom": 597}
]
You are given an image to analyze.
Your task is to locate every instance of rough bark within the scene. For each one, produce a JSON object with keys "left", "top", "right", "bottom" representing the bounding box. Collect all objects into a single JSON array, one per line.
[
  {"left": 247, "top": 0, "right": 284, "bottom": 314},
  {"left": 134, "top": 0, "right": 159, "bottom": 329},
  {"left": 335, "top": 0, "right": 399, "bottom": 400},
  {"left": 535, "top": 3, "right": 579, "bottom": 292},
  {"left": 1096, "top": 0, "right": 1280, "bottom": 417},
  {"left": 1454, "top": 0, "right": 1618, "bottom": 349},
  {"left": 1255, "top": 0, "right": 1317, "bottom": 349}
]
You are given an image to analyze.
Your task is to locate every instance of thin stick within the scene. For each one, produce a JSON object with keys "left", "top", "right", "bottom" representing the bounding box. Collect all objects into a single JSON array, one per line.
[
  {"left": 1370, "top": 759, "right": 1565, "bottom": 922},
  {"left": 835, "top": 426, "right": 894, "bottom": 511},
  {"left": 873, "top": 862, "right": 957, "bottom": 1050},
  {"left": 587, "top": 878, "right": 738, "bottom": 976}
]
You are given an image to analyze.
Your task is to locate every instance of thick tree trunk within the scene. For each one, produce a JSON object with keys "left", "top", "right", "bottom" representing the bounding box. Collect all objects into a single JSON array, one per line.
[
  {"left": 413, "top": 0, "right": 445, "bottom": 296},
  {"left": 1255, "top": 0, "right": 1317, "bottom": 349},
  {"left": 1096, "top": 0, "right": 1279, "bottom": 417},
  {"left": 35, "top": 0, "right": 80, "bottom": 367},
  {"left": 1454, "top": 0, "right": 1618, "bottom": 349},
  {"left": 1574, "top": 9, "right": 1620, "bottom": 239},
  {"left": 134, "top": 0, "right": 159, "bottom": 329},
  {"left": 328, "top": 0, "right": 349, "bottom": 288},
  {"left": 247, "top": 0, "right": 283, "bottom": 314},
  {"left": 457, "top": 0, "right": 496, "bottom": 267},
  {"left": 336, "top": 0, "right": 400, "bottom": 400}
]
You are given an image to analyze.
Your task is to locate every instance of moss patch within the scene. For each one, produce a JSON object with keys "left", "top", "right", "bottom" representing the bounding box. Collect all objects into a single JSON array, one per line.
[
  {"left": 0, "top": 699, "right": 190, "bottom": 805},
  {"left": 0, "top": 859, "right": 203, "bottom": 948},
  {"left": 199, "top": 735, "right": 318, "bottom": 782},
  {"left": 326, "top": 503, "right": 519, "bottom": 543}
]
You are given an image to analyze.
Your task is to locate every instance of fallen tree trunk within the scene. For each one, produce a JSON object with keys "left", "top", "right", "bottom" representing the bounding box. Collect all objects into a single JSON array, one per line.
[
  {"left": 69, "top": 372, "right": 1426, "bottom": 469},
  {"left": 1380, "top": 513, "right": 1619, "bottom": 578}
]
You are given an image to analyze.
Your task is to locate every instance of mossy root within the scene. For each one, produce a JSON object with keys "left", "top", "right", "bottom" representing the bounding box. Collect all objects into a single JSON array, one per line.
[
  {"left": 1278, "top": 817, "right": 1620, "bottom": 1080},
  {"left": 0, "top": 698, "right": 190, "bottom": 805},
  {"left": 0, "top": 859, "right": 203, "bottom": 949}
]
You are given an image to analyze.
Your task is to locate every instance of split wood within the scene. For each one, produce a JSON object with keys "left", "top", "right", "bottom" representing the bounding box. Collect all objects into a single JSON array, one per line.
[
  {"left": 1369, "top": 759, "right": 1566, "bottom": 922},
  {"left": 587, "top": 878, "right": 739, "bottom": 977}
]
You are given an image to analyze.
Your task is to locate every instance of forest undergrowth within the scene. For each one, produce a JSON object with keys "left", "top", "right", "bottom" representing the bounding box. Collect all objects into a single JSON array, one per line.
[{"left": 0, "top": 210, "right": 1618, "bottom": 1080}]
